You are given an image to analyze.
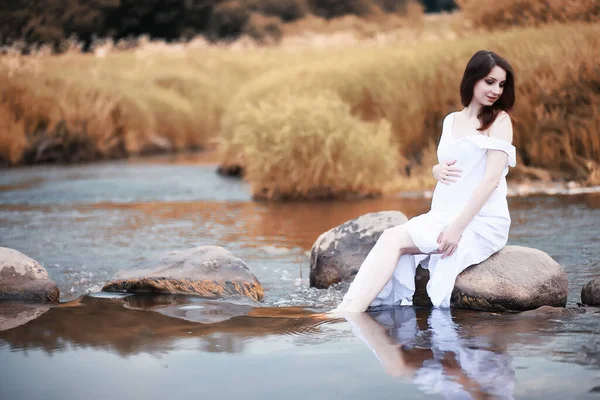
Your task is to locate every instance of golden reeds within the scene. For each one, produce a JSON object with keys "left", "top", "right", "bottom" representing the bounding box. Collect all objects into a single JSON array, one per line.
[
  {"left": 457, "top": 0, "right": 600, "bottom": 30},
  {"left": 0, "top": 46, "right": 284, "bottom": 165},
  {"left": 220, "top": 23, "right": 600, "bottom": 197},
  {"left": 1, "top": 20, "right": 599, "bottom": 198},
  {"left": 231, "top": 89, "right": 398, "bottom": 199}
]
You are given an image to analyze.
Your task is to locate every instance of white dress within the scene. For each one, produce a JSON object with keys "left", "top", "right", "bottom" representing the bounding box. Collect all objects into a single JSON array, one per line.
[{"left": 371, "top": 112, "right": 517, "bottom": 308}]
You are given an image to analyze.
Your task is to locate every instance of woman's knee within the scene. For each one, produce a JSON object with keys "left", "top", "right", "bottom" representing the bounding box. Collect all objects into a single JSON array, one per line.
[
  {"left": 379, "top": 225, "right": 407, "bottom": 244},
  {"left": 380, "top": 224, "right": 419, "bottom": 254}
]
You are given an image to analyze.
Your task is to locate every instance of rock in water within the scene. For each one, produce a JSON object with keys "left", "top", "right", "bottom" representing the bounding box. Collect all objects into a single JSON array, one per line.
[
  {"left": 102, "top": 246, "right": 264, "bottom": 302},
  {"left": 0, "top": 247, "right": 60, "bottom": 303},
  {"left": 309, "top": 212, "right": 569, "bottom": 312},
  {"left": 581, "top": 278, "right": 600, "bottom": 306},
  {"left": 309, "top": 211, "right": 408, "bottom": 289},
  {"left": 447, "top": 246, "right": 568, "bottom": 311}
]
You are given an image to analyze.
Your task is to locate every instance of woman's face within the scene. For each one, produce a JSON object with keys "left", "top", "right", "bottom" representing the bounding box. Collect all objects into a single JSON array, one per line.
[{"left": 473, "top": 65, "right": 507, "bottom": 107}]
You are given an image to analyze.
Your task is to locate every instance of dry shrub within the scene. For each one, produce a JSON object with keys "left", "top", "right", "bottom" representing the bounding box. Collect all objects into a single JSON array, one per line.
[
  {"left": 243, "top": 13, "right": 283, "bottom": 43},
  {"left": 456, "top": 0, "right": 600, "bottom": 30},
  {"left": 0, "top": 48, "right": 241, "bottom": 164},
  {"left": 0, "top": 40, "right": 332, "bottom": 166},
  {"left": 220, "top": 23, "right": 600, "bottom": 187},
  {"left": 247, "top": 0, "right": 308, "bottom": 22},
  {"left": 230, "top": 90, "right": 398, "bottom": 200},
  {"left": 306, "top": 0, "right": 374, "bottom": 19},
  {"left": 0, "top": 105, "right": 28, "bottom": 166},
  {"left": 207, "top": 1, "right": 251, "bottom": 40}
]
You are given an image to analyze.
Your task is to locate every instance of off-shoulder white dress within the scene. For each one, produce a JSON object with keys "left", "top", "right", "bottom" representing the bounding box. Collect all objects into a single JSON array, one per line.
[{"left": 372, "top": 111, "right": 517, "bottom": 308}]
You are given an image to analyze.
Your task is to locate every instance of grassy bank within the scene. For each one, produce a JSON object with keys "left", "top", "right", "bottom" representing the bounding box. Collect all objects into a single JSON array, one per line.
[
  {"left": 0, "top": 44, "right": 304, "bottom": 165},
  {"left": 1, "top": 21, "right": 599, "bottom": 200},
  {"left": 219, "top": 23, "right": 600, "bottom": 198}
]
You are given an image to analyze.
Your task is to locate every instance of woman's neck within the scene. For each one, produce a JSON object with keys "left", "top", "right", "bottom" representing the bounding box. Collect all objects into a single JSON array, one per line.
[{"left": 464, "top": 102, "right": 482, "bottom": 119}]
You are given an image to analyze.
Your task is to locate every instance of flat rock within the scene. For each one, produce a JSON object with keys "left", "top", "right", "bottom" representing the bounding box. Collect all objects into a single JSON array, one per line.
[
  {"left": 309, "top": 211, "right": 408, "bottom": 289},
  {"left": 581, "top": 278, "right": 600, "bottom": 306},
  {"left": 519, "top": 305, "right": 586, "bottom": 317},
  {"left": 0, "top": 247, "right": 59, "bottom": 303},
  {"left": 102, "top": 246, "right": 264, "bottom": 302}
]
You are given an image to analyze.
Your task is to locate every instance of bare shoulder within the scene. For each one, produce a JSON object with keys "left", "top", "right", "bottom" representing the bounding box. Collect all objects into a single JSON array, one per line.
[
  {"left": 488, "top": 111, "right": 513, "bottom": 143},
  {"left": 443, "top": 111, "right": 457, "bottom": 124}
]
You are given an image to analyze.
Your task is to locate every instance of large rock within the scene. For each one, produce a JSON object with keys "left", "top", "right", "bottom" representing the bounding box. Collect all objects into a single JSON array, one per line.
[
  {"left": 102, "top": 246, "right": 264, "bottom": 302},
  {"left": 0, "top": 247, "right": 60, "bottom": 303},
  {"left": 581, "top": 278, "right": 600, "bottom": 306},
  {"left": 310, "top": 214, "right": 569, "bottom": 312},
  {"left": 445, "top": 246, "right": 568, "bottom": 311},
  {"left": 309, "top": 211, "right": 408, "bottom": 289}
]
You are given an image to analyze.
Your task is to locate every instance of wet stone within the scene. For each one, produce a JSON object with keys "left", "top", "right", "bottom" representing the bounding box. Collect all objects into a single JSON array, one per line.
[
  {"left": 0, "top": 247, "right": 60, "bottom": 303},
  {"left": 309, "top": 211, "right": 409, "bottom": 289},
  {"left": 581, "top": 278, "right": 600, "bottom": 306},
  {"left": 102, "top": 246, "right": 264, "bottom": 302}
]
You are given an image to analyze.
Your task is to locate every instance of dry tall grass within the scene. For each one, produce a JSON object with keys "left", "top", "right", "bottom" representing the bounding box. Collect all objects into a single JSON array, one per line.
[
  {"left": 457, "top": 0, "right": 600, "bottom": 30},
  {"left": 0, "top": 45, "right": 297, "bottom": 165},
  {"left": 2, "top": 19, "right": 599, "bottom": 200},
  {"left": 219, "top": 23, "right": 600, "bottom": 198},
  {"left": 231, "top": 89, "right": 397, "bottom": 199}
]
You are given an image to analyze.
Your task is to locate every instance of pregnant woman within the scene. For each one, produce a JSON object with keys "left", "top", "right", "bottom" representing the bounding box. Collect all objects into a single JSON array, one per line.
[{"left": 332, "top": 50, "right": 517, "bottom": 313}]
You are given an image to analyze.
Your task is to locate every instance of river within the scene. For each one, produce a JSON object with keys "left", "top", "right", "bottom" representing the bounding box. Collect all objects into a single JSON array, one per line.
[{"left": 1, "top": 154, "right": 599, "bottom": 399}]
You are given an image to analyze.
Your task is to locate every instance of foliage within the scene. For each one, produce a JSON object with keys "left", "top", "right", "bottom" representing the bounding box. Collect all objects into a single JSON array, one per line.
[
  {"left": 219, "top": 23, "right": 600, "bottom": 187},
  {"left": 456, "top": 0, "right": 600, "bottom": 29},
  {"left": 230, "top": 90, "right": 398, "bottom": 199}
]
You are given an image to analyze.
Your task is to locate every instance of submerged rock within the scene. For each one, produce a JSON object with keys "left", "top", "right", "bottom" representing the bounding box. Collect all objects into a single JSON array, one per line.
[
  {"left": 309, "top": 211, "right": 408, "bottom": 289},
  {"left": 581, "top": 278, "right": 600, "bottom": 306},
  {"left": 0, "top": 247, "right": 60, "bottom": 303},
  {"left": 519, "top": 305, "right": 586, "bottom": 317},
  {"left": 310, "top": 213, "right": 568, "bottom": 312},
  {"left": 102, "top": 246, "right": 264, "bottom": 302}
]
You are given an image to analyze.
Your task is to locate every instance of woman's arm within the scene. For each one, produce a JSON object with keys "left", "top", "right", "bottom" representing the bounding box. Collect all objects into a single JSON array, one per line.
[{"left": 438, "top": 113, "right": 513, "bottom": 258}]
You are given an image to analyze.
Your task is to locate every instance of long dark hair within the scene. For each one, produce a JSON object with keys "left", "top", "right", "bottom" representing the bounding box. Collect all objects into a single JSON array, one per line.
[{"left": 460, "top": 50, "right": 516, "bottom": 132}]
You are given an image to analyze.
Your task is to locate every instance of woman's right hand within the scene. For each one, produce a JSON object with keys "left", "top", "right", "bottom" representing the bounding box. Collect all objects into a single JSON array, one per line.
[{"left": 432, "top": 160, "right": 462, "bottom": 185}]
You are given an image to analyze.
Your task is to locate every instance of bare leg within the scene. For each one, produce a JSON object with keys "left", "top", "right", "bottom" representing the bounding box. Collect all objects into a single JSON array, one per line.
[
  {"left": 343, "top": 311, "right": 415, "bottom": 377},
  {"left": 332, "top": 224, "right": 421, "bottom": 313}
]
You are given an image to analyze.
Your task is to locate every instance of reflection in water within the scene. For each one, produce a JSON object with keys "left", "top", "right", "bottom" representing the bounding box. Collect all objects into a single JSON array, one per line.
[
  {"left": 0, "top": 295, "right": 329, "bottom": 356},
  {"left": 347, "top": 308, "right": 518, "bottom": 399},
  {"left": 0, "top": 302, "right": 51, "bottom": 331}
]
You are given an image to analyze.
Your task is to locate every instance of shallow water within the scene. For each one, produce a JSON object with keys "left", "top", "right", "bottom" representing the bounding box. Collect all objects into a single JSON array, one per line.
[{"left": 1, "top": 154, "right": 600, "bottom": 399}]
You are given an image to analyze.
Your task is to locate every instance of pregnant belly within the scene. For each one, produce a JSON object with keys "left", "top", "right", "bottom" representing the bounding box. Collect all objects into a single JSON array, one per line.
[{"left": 430, "top": 181, "right": 472, "bottom": 212}]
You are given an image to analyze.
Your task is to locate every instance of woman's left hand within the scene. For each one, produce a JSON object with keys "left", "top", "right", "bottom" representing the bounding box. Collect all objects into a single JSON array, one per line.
[{"left": 437, "top": 224, "right": 464, "bottom": 259}]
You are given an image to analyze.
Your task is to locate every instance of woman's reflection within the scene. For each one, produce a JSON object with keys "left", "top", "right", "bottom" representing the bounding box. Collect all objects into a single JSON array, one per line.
[{"left": 344, "top": 308, "right": 515, "bottom": 400}]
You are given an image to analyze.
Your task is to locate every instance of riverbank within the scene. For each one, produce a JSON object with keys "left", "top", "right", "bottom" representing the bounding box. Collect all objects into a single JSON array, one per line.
[{"left": 2, "top": 22, "right": 599, "bottom": 200}]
